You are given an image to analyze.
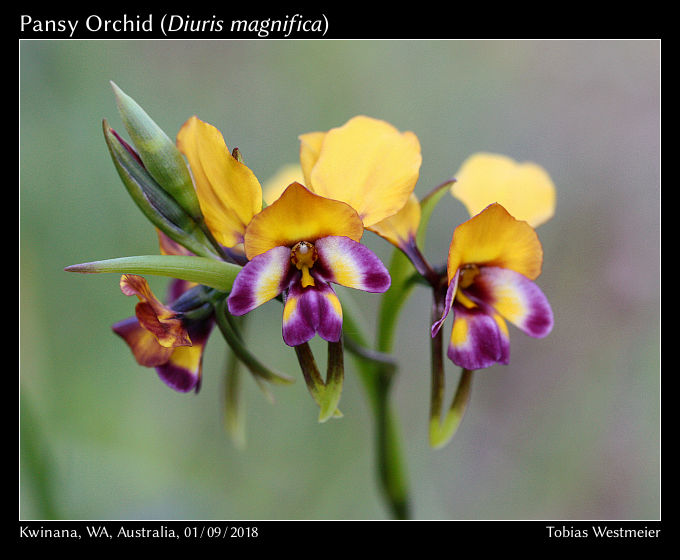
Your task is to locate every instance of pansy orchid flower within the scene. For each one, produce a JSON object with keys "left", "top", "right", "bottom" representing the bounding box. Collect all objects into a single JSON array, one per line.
[
  {"left": 112, "top": 234, "right": 215, "bottom": 393},
  {"left": 431, "top": 203, "right": 553, "bottom": 370},
  {"left": 176, "top": 115, "right": 419, "bottom": 347},
  {"left": 227, "top": 182, "right": 391, "bottom": 346}
]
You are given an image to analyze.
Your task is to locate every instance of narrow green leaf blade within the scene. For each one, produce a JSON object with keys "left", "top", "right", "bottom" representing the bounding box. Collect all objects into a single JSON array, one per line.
[{"left": 65, "top": 255, "right": 240, "bottom": 292}]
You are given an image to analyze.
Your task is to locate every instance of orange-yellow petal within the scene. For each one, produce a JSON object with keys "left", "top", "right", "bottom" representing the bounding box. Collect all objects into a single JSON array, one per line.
[
  {"left": 451, "top": 153, "right": 556, "bottom": 228},
  {"left": 368, "top": 193, "right": 421, "bottom": 250},
  {"left": 176, "top": 116, "right": 262, "bottom": 247},
  {"left": 119, "top": 274, "right": 192, "bottom": 348},
  {"left": 447, "top": 203, "right": 543, "bottom": 282},
  {"left": 299, "top": 116, "right": 422, "bottom": 227},
  {"left": 243, "top": 182, "right": 364, "bottom": 260},
  {"left": 112, "top": 316, "right": 174, "bottom": 367}
]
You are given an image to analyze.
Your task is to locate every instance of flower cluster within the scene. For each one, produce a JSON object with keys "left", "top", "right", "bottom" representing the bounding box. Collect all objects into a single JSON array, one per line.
[{"left": 67, "top": 83, "right": 555, "bottom": 452}]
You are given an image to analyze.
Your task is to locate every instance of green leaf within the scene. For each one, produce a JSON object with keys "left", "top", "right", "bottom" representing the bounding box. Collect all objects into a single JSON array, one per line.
[
  {"left": 110, "top": 82, "right": 202, "bottom": 220},
  {"left": 64, "top": 255, "right": 240, "bottom": 292}
]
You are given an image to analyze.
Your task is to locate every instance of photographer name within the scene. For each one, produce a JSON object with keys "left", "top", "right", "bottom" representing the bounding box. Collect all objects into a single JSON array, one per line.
[{"left": 546, "top": 525, "right": 661, "bottom": 539}]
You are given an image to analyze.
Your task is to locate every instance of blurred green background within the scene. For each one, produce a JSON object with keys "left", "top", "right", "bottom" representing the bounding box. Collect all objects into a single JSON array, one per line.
[{"left": 20, "top": 40, "right": 660, "bottom": 520}]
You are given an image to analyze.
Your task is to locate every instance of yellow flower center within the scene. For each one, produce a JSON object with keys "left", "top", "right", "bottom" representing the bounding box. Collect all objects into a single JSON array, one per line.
[
  {"left": 456, "top": 264, "right": 480, "bottom": 309},
  {"left": 291, "top": 241, "right": 318, "bottom": 288},
  {"left": 458, "top": 264, "right": 480, "bottom": 289}
]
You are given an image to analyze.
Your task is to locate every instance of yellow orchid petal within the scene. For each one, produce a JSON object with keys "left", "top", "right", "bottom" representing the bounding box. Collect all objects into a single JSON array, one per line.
[
  {"left": 262, "top": 163, "right": 305, "bottom": 206},
  {"left": 176, "top": 116, "right": 262, "bottom": 247},
  {"left": 447, "top": 203, "right": 543, "bottom": 282},
  {"left": 298, "top": 131, "right": 326, "bottom": 187},
  {"left": 368, "top": 193, "right": 421, "bottom": 250},
  {"left": 300, "top": 116, "right": 422, "bottom": 227},
  {"left": 243, "top": 182, "right": 364, "bottom": 260},
  {"left": 451, "top": 152, "right": 556, "bottom": 228}
]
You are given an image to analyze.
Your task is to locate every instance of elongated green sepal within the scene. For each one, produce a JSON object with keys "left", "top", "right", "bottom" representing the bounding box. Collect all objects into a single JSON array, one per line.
[
  {"left": 294, "top": 342, "right": 343, "bottom": 423},
  {"left": 103, "top": 119, "right": 220, "bottom": 259},
  {"left": 429, "top": 369, "right": 473, "bottom": 449},
  {"left": 65, "top": 255, "right": 240, "bottom": 292},
  {"left": 110, "top": 81, "right": 202, "bottom": 220}
]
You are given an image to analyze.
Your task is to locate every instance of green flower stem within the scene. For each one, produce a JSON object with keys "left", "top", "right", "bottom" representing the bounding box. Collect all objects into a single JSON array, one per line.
[
  {"left": 429, "top": 293, "right": 447, "bottom": 441},
  {"left": 223, "top": 323, "right": 247, "bottom": 449},
  {"left": 342, "top": 308, "right": 410, "bottom": 520}
]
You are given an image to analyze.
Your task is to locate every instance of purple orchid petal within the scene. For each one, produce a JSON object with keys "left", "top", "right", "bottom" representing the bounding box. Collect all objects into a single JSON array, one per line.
[
  {"left": 314, "top": 236, "right": 391, "bottom": 293},
  {"left": 464, "top": 266, "right": 553, "bottom": 338},
  {"left": 227, "top": 245, "right": 294, "bottom": 316},
  {"left": 447, "top": 302, "right": 510, "bottom": 370},
  {"left": 282, "top": 281, "right": 343, "bottom": 347}
]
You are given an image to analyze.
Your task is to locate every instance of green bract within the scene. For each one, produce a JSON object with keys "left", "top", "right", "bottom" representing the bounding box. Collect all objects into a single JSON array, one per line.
[
  {"left": 102, "top": 119, "right": 220, "bottom": 259},
  {"left": 110, "top": 81, "right": 203, "bottom": 221}
]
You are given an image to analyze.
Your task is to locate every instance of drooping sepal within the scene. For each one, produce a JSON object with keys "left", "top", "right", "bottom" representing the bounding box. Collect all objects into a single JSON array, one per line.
[
  {"left": 293, "top": 340, "right": 344, "bottom": 423},
  {"left": 429, "top": 369, "right": 474, "bottom": 450}
]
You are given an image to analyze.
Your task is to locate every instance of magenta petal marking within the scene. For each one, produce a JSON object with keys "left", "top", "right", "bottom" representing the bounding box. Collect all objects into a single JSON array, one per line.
[
  {"left": 314, "top": 236, "right": 391, "bottom": 293},
  {"left": 227, "top": 245, "right": 293, "bottom": 316},
  {"left": 447, "top": 302, "right": 510, "bottom": 370},
  {"left": 282, "top": 283, "right": 317, "bottom": 347},
  {"left": 464, "top": 266, "right": 553, "bottom": 338},
  {"left": 282, "top": 281, "right": 343, "bottom": 346},
  {"left": 156, "top": 361, "right": 200, "bottom": 393},
  {"left": 313, "top": 282, "right": 343, "bottom": 342}
]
